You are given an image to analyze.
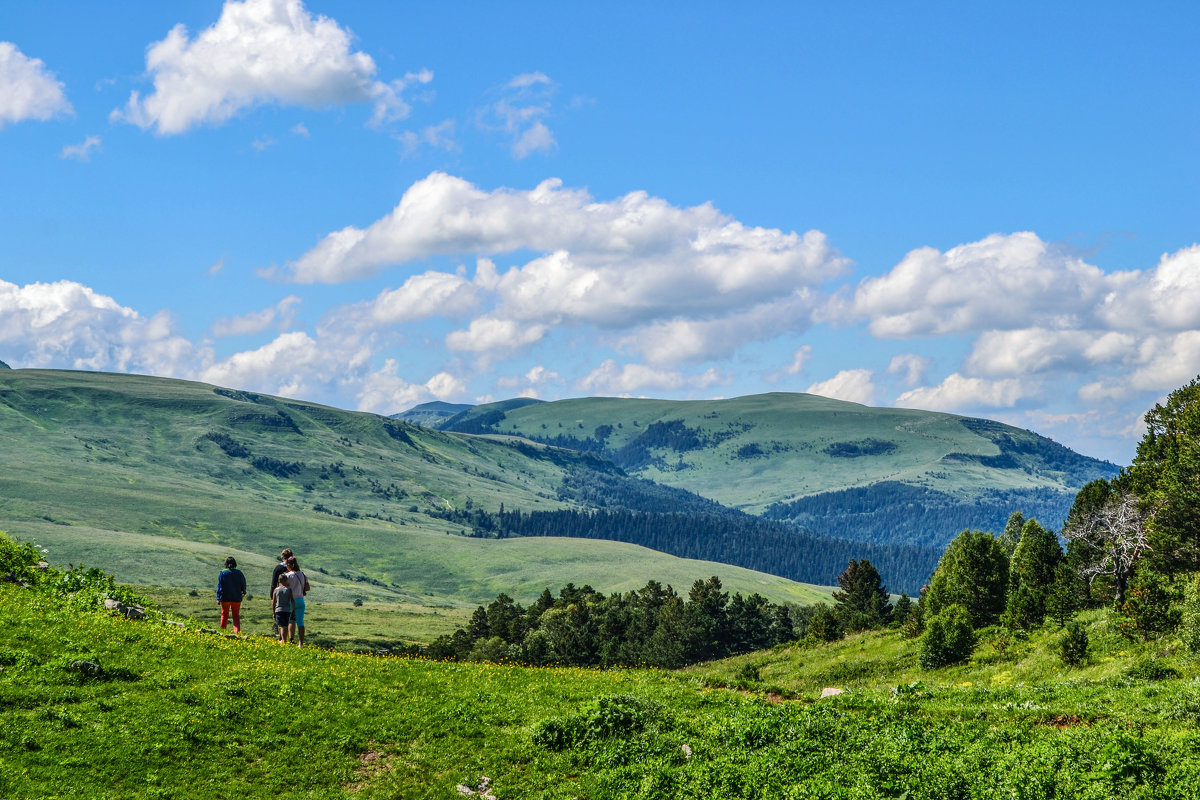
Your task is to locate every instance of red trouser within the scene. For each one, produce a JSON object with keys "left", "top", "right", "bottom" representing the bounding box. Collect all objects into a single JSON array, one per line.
[{"left": 220, "top": 601, "right": 242, "bottom": 632}]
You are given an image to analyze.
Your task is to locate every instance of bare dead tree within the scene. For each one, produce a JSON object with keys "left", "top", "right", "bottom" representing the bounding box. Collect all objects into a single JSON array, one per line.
[{"left": 1062, "top": 492, "right": 1150, "bottom": 607}]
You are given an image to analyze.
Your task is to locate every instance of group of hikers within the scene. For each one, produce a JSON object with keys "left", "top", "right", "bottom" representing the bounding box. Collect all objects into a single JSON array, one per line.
[{"left": 214, "top": 548, "right": 310, "bottom": 646}]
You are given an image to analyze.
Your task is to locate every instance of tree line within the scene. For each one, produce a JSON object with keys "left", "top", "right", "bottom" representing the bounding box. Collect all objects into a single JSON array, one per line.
[
  {"left": 428, "top": 503, "right": 940, "bottom": 594},
  {"left": 429, "top": 577, "right": 816, "bottom": 668}
]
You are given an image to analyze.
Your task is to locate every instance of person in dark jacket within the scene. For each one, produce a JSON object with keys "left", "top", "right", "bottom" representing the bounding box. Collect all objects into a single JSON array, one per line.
[
  {"left": 270, "top": 549, "right": 293, "bottom": 638},
  {"left": 216, "top": 556, "right": 247, "bottom": 633}
]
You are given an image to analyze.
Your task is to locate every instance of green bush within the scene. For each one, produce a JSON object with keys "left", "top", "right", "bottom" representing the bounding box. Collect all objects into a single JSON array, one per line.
[
  {"left": 1059, "top": 622, "right": 1089, "bottom": 666},
  {"left": 919, "top": 604, "right": 976, "bottom": 669},
  {"left": 805, "top": 604, "right": 843, "bottom": 644},
  {"left": 0, "top": 531, "right": 42, "bottom": 583},
  {"left": 532, "top": 694, "right": 664, "bottom": 751},
  {"left": 1118, "top": 567, "right": 1181, "bottom": 640},
  {"left": 1179, "top": 573, "right": 1200, "bottom": 655},
  {"left": 1126, "top": 657, "right": 1181, "bottom": 682}
]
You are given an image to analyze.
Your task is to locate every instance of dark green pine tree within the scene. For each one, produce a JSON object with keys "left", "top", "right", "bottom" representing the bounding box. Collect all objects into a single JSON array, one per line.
[
  {"left": 687, "top": 576, "right": 730, "bottom": 661},
  {"left": 997, "top": 511, "right": 1026, "bottom": 558},
  {"left": 1045, "top": 562, "right": 1083, "bottom": 628},
  {"left": 832, "top": 559, "right": 893, "bottom": 631},
  {"left": 644, "top": 594, "right": 693, "bottom": 668},
  {"left": 925, "top": 530, "right": 1009, "bottom": 628},
  {"left": 727, "top": 592, "right": 774, "bottom": 652},
  {"left": 1128, "top": 376, "right": 1200, "bottom": 574},
  {"left": 806, "top": 604, "right": 843, "bottom": 643},
  {"left": 484, "top": 593, "right": 524, "bottom": 644},
  {"left": 1003, "top": 519, "right": 1062, "bottom": 629}
]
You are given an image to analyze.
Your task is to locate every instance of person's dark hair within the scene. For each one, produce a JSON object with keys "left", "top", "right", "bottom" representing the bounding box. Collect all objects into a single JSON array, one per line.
[
  {"left": 286, "top": 556, "right": 299, "bottom": 570},
  {"left": 281, "top": 548, "right": 293, "bottom": 560},
  {"left": 278, "top": 574, "right": 289, "bottom": 585},
  {"left": 225, "top": 557, "right": 237, "bottom": 569}
]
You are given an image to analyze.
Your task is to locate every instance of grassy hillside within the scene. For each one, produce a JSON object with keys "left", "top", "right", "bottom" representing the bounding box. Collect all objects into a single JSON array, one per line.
[
  {"left": 436, "top": 393, "right": 1119, "bottom": 545},
  {"left": 4, "top": 578, "right": 1200, "bottom": 798},
  {"left": 0, "top": 370, "right": 830, "bottom": 612}
]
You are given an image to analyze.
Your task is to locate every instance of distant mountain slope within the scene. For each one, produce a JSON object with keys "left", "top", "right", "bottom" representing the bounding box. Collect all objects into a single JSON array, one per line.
[
  {"left": 390, "top": 400, "right": 473, "bottom": 428},
  {"left": 0, "top": 370, "right": 860, "bottom": 603},
  {"left": 434, "top": 392, "right": 1120, "bottom": 548}
]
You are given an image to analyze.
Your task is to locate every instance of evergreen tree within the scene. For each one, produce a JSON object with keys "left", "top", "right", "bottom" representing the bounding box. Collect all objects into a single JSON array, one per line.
[
  {"left": 1059, "top": 622, "right": 1089, "bottom": 666},
  {"left": 644, "top": 594, "right": 691, "bottom": 668},
  {"left": 484, "top": 593, "right": 524, "bottom": 644},
  {"left": 919, "top": 604, "right": 976, "bottom": 669},
  {"left": 1045, "top": 562, "right": 1083, "bottom": 628},
  {"left": 1117, "top": 566, "right": 1181, "bottom": 640},
  {"left": 687, "top": 576, "right": 731, "bottom": 661},
  {"left": 727, "top": 593, "right": 774, "bottom": 652},
  {"left": 900, "top": 597, "right": 924, "bottom": 639},
  {"left": 925, "top": 530, "right": 1009, "bottom": 627},
  {"left": 1001, "top": 582, "right": 1043, "bottom": 631},
  {"left": 831, "top": 559, "right": 893, "bottom": 631},
  {"left": 806, "top": 604, "right": 843, "bottom": 643},
  {"left": 997, "top": 511, "right": 1026, "bottom": 558},
  {"left": 1003, "top": 519, "right": 1062, "bottom": 629},
  {"left": 769, "top": 603, "right": 797, "bottom": 644},
  {"left": 893, "top": 593, "right": 913, "bottom": 627},
  {"left": 1127, "top": 376, "right": 1200, "bottom": 574},
  {"left": 466, "top": 606, "right": 490, "bottom": 640}
]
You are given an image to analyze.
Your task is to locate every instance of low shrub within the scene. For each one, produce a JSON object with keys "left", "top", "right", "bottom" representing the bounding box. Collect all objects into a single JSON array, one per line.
[
  {"left": 1059, "top": 622, "right": 1089, "bottom": 666},
  {"left": 1126, "top": 658, "right": 1181, "bottom": 682},
  {"left": 919, "top": 604, "right": 975, "bottom": 669},
  {"left": 532, "top": 694, "right": 664, "bottom": 751}
]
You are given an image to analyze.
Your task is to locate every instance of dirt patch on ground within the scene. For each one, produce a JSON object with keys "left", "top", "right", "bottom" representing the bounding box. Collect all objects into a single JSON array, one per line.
[
  {"left": 346, "top": 744, "right": 397, "bottom": 793},
  {"left": 1045, "top": 715, "right": 1088, "bottom": 729}
]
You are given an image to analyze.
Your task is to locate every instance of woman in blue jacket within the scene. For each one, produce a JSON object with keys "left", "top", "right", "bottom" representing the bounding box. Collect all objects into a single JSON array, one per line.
[{"left": 216, "top": 556, "right": 247, "bottom": 633}]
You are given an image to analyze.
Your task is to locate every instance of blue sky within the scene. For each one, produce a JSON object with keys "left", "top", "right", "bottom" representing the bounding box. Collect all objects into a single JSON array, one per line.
[{"left": 1, "top": 0, "right": 1197, "bottom": 465}]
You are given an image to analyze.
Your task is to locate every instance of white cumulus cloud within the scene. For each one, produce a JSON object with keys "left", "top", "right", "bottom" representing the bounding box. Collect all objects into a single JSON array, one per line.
[
  {"left": 852, "top": 232, "right": 1115, "bottom": 337},
  {"left": 199, "top": 330, "right": 369, "bottom": 399},
  {"left": 805, "top": 369, "right": 877, "bottom": 405},
  {"left": 886, "top": 353, "right": 930, "bottom": 387},
  {"left": 322, "top": 271, "right": 478, "bottom": 334},
  {"left": 277, "top": 172, "right": 845, "bottom": 363},
  {"left": 0, "top": 42, "right": 72, "bottom": 127},
  {"left": 895, "top": 373, "right": 1038, "bottom": 411},
  {"left": 113, "top": 0, "right": 428, "bottom": 134},
  {"left": 0, "top": 279, "right": 195, "bottom": 376},
  {"left": 445, "top": 317, "right": 549, "bottom": 355},
  {"left": 578, "top": 360, "right": 726, "bottom": 396}
]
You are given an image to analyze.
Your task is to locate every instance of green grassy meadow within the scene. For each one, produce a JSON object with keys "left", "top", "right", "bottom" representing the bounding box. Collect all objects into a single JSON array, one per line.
[
  {"left": 5, "top": 579, "right": 1200, "bottom": 799},
  {"left": 0, "top": 369, "right": 832, "bottom": 626}
]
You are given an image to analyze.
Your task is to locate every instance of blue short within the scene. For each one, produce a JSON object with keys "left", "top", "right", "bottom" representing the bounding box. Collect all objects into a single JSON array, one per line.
[{"left": 293, "top": 597, "right": 306, "bottom": 627}]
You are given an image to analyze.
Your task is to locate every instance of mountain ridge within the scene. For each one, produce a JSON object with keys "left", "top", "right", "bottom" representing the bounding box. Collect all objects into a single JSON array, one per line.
[{"left": 403, "top": 391, "right": 1119, "bottom": 548}]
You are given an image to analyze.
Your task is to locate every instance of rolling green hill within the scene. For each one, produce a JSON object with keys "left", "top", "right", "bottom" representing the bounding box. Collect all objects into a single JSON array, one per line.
[
  {"left": 430, "top": 393, "right": 1119, "bottom": 547},
  {"left": 0, "top": 369, "right": 832, "bottom": 611}
]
